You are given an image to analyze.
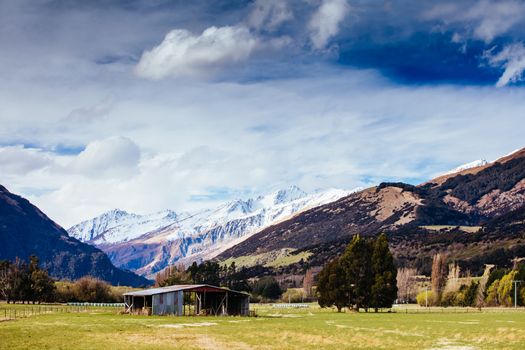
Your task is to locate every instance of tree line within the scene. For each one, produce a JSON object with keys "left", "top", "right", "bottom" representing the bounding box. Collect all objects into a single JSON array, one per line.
[
  {"left": 0, "top": 256, "right": 55, "bottom": 303},
  {"left": 0, "top": 256, "right": 129, "bottom": 303},
  {"left": 316, "top": 233, "right": 397, "bottom": 312},
  {"left": 155, "top": 261, "right": 250, "bottom": 291},
  {"left": 415, "top": 255, "right": 525, "bottom": 307},
  {"left": 156, "top": 260, "right": 283, "bottom": 301}
]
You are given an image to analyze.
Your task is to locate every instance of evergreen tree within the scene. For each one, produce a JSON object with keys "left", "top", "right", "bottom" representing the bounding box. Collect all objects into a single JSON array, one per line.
[
  {"left": 187, "top": 261, "right": 221, "bottom": 285},
  {"left": 31, "top": 269, "right": 56, "bottom": 304},
  {"left": 252, "top": 277, "right": 282, "bottom": 300},
  {"left": 340, "top": 234, "right": 373, "bottom": 311},
  {"left": 12, "top": 258, "right": 31, "bottom": 303},
  {"left": 28, "top": 256, "right": 55, "bottom": 304},
  {"left": 317, "top": 233, "right": 398, "bottom": 313},
  {"left": 463, "top": 281, "right": 479, "bottom": 307},
  {"left": 316, "top": 258, "right": 347, "bottom": 312},
  {"left": 370, "top": 233, "right": 398, "bottom": 312}
]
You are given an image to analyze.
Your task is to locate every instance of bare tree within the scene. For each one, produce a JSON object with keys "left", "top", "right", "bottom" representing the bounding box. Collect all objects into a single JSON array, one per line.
[
  {"left": 396, "top": 268, "right": 417, "bottom": 303},
  {"left": 155, "top": 263, "right": 187, "bottom": 287},
  {"left": 303, "top": 269, "right": 315, "bottom": 297},
  {"left": 445, "top": 262, "right": 461, "bottom": 293},
  {"left": 0, "top": 262, "right": 10, "bottom": 302},
  {"left": 431, "top": 253, "right": 448, "bottom": 302}
]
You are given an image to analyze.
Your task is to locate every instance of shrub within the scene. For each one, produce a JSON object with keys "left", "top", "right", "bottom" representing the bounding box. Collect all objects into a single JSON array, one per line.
[
  {"left": 462, "top": 281, "right": 479, "bottom": 307},
  {"left": 281, "top": 288, "right": 306, "bottom": 303},
  {"left": 441, "top": 291, "right": 461, "bottom": 307},
  {"left": 485, "top": 279, "right": 500, "bottom": 306},
  {"left": 416, "top": 290, "right": 435, "bottom": 306},
  {"left": 54, "top": 282, "right": 76, "bottom": 303}
]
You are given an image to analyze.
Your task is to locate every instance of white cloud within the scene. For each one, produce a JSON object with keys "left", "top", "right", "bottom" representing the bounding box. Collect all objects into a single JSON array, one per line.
[
  {"left": 1, "top": 1, "right": 524, "bottom": 230},
  {"left": 2, "top": 69, "right": 522, "bottom": 228},
  {"left": 467, "top": 0, "right": 525, "bottom": 43},
  {"left": 69, "top": 136, "right": 141, "bottom": 178},
  {"left": 485, "top": 42, "right": 525, "bottom": 87},
  {"left": 0, "top": 146, "right": 52, "bottom": 174},
  {"left": 65, "top": 96, "right": 115, "bottom": 124},
  {"left": 248, "top": 0, "right": 293, "bottom": 31},
  {"left": 425, "top": 0, "right": 525, "bottom": 43},
  {"left": 135, "top": 26, "right": 259, "bottom": 79},
  {"left": 308, "top": 0, "right": 350, "bottom": 49}
]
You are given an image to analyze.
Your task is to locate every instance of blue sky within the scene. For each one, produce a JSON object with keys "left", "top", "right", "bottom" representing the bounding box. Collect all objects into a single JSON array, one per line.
[{"left": 0, "top": 0, "right": 524, "bottom": 226}]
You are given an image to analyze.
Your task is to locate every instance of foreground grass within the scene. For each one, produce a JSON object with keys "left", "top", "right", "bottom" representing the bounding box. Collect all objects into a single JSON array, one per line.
[{"left": 1, "top": 304, "right": 525, "bottom": 349}]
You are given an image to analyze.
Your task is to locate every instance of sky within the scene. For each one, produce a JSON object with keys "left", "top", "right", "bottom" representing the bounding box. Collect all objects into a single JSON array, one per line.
[{"left": 1, "top": 0, "right": 525, "bottom": 227}]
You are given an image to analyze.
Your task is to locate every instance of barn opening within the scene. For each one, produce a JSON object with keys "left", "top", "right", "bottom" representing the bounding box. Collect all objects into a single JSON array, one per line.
[{"left": 123, "top": 284, "right": 250, "bottom": 316}]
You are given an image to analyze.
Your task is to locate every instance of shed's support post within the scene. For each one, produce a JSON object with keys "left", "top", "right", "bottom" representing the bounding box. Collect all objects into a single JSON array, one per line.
[
  {"left": 197, "top": 293, "right": 202, "bottom": 315},
  {"left": 225, "top": 292, "right": 228, "bottom": 316}
]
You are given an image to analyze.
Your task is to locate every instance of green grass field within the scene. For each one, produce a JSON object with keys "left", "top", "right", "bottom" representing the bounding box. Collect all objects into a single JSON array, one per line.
[{"left": 1, "top": 303, "right": 525, "bottom": 349}]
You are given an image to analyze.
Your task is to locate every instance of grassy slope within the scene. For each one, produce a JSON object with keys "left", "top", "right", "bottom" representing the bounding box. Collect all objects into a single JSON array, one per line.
[
  {"left": 419, "top": 225, "right": 482, "bottom": 233},
  {"left": 221, "top": 248, "right": 312, "bottom": 268},
  {"left": 1, "top": 304, "right": 525, "bottom": 349}
]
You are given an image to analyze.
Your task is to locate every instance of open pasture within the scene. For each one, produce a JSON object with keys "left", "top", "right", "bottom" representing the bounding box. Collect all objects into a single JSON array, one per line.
[{"left": 1, "top": 303, "right": 525, "bottom": 349}]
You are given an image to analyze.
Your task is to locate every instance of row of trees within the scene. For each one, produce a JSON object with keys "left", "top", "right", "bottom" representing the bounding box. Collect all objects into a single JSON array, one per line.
[
  {"left": 0, "top": 257, "right": 55, "bottom": 303},
  {"left": 0, "top": 256, "right": 129, "bottom": 303},
  {"left": 155, "top": 261, "right": 251, "bottom": 292},
  {"left": 316, "top": 233, "right": 397, "bottom": 312},
  {"left": 485, "top": 266, "right": 525, "bottom": 306},
  {"left": 156, "top": 261, "right": 284, "bottom": 301},
  {"left": 413, "top": 256, "right": 525, "bottom": 307}
]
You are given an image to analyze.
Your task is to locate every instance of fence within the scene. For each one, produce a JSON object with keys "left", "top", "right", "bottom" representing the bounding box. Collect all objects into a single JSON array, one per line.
[
  {"left": 272, "top": 303, "right": 310, "bottom": 309},
  {"left": 0, "top": 305, "right": 89, "bottom": 321},
  {"left": 67, "top": 302, "right": 124, "bottom": 307},
  {"left": 391, "top": 306, "right": 525, "bottom": 314}
]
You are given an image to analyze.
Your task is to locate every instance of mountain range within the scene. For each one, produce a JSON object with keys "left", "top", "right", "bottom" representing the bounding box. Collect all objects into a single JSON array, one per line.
[
  {"left": 0, "top": 185, "right": 149, "bottom": 287},
  {"left": 68, "top": 186, "right": 356, "bottom": 277},
  {"left": 217, "top": 148, "right": 525, "bottom": 276},
  {"left": 3, "top": 147, "right": 524, "bottom": 286}
]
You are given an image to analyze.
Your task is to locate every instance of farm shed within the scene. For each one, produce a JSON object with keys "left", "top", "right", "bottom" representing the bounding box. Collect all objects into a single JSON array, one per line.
[{"left": 123, "top": 284, "right": 250, "bottom": 316}]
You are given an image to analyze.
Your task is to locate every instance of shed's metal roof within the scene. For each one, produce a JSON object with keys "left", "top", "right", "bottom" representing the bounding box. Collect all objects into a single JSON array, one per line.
[{"left": 123, "top": 284, "right": 249, "bottom": 297}]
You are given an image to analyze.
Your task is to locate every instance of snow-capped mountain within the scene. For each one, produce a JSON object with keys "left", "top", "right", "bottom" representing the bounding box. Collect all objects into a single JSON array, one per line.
[
  {"left": 68, "top": 186, "right": 357, "bottom": 277},
  {"left": 69, "top": 209, "right": 179, "bottom": 244},
  {"left": 442, "top": 159, "right": 488, "bottom": 176}
]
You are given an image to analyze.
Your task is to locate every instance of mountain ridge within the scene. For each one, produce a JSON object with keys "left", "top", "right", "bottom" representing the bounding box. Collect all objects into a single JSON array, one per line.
[
  {"left": 68, "top": 186, "right": 357, "bottom": 277},
  {"left": 217, "top": 147, "right": 525, "bottom": 267},
  {"left": 0, "top": 185, "right": 150, "bottom": 287}
]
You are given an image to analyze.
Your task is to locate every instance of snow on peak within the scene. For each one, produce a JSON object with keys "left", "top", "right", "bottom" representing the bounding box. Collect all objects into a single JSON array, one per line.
[
  {"left": 273, "top": 185, "right": 308, "bottom": 204},
  {"left": 442, "top": 159, "right": 488, "bottom": 176},
  {"left": 498, "top": 148, "right": 524, "bottom": 160},
  {"left": 68, "top": 208, "right": 178, "bottom": 244},
  {"left": 67, "top": 186, "right": 356, "bottom": 275}
]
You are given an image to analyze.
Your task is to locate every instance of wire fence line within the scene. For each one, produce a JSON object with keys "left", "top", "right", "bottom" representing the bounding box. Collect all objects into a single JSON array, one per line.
[
  {"left": 271, "top": 303, "right": 310, "bottom": 309},
  {"left": 0, "top": 305, "right": 89, "bottom": 321},
  {"left": 391, "top": 306, "right": 525, "bottom": 314},
  {"left": 67, "top": 302, "right": 124, "bottom": 307}
]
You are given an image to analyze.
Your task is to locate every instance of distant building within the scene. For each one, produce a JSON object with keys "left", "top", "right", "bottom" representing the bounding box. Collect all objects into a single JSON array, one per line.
[{"left": 123, "top": 284, "right": 250, "bottom": 316}]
